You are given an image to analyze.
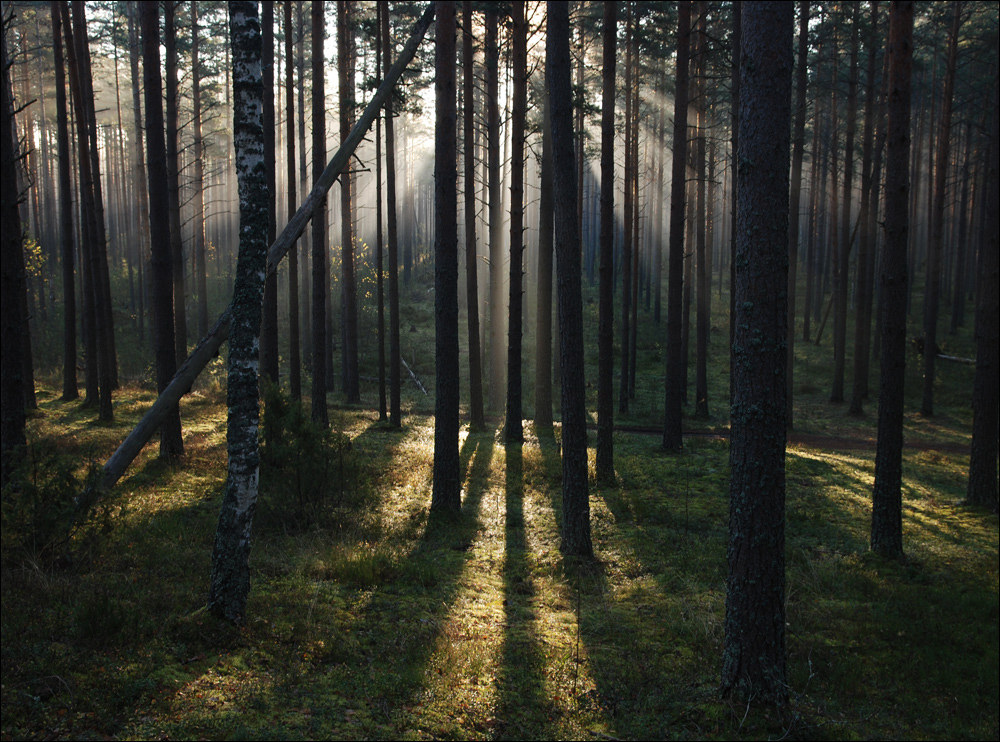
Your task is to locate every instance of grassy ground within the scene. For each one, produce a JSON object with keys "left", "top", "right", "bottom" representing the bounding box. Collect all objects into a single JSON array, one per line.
[{"left": 2, "top": 274, "right": 997, "bottom": 740}]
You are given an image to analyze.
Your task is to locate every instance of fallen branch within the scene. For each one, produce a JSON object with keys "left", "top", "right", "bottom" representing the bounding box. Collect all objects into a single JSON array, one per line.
[
  {"left": 937, "top": 353, "right": 975, "bottom": 365},
  {"left": 95, "top": 3, "right": 436, "bottom": 496},
  {"left": 401, "top": 358, "right": 428, "bottom": 395}
]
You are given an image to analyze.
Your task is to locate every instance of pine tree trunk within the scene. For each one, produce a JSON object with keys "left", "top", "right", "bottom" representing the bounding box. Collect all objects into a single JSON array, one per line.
[
  {"left": 310, "top": 0, "right": 328, "bottom": 426},
  {"left": 296, "top": 1, "right": 311, "bottom": 365},
  {"left": 208, "top": 0, "right": 269, "bottom": 625},
  {"left": 548, "top": 0, "right": 592, "bottom": 559},
  {"left": 432, "top": 0, "right": 460, "bottom": 513},
  {"left": 663, "top": 1, "right": 690, "bottom": 450},
  {"left": 63, "top": 7, "right": 98, "bottom": 408},
  {"left": 652, "top": 70, "right": 666, "bottom": 325},
  {"left": 921, "top": 2, "right": 962, "bottom": 416},
  {"left": 721, "top": 2, "right": 792, "bottom": 704},
  {"left": 966, "top": 72, "right": 999, "bottom": 511},
  {"left": 800, "top": 75, "right": 823, "bottom": 342},
  {"left": 949, "top": 123, "right": 972, "bottom": 334},
  {"left": 338, "top": 0, "right": 360, "bottom": 402},
  {"left": 72, "top": 1, "right": 116, "bottom": 396},
  {"left": 504, "top": 0, "right": 526, "bottom": 443},
  {"left": 628, "top": 34, "right": 640, "bottom": 401},
  {"left": 486, "top": 8, "right": 504, "bottom": 413},
  {"left": 190, "top": 4, "right": 209, "bottom": 341},
  {"left": 694, "top": 2, "right": 709, "bottom": 419},
  {"left": 260, "top": 1, "right": 280, "bottom": 385},
  {"left": 382, "top": 4, "right": 403, "bottom": 427},
  {"left": 285, "top": 1, "right": 301, "bottom": 400},
  {"left": 871, "top": 0, "right": 914, "bottom": 558},
  {"left": 64, "top": 3, "right": 108, "bottom": 418},
  {"left": 127, "top": 2, "right": 149, "bottom": 345},
  {"left": 1, "top": 18, "right": 26, "bottom": 487},
  {"left": 849, "top": 1, "right": 882, "bottom": 415},
  {"left": 140, "top": 1, "right": 183, "bottom": 458},
  {"left": 465, "top": 0, "right": 485, "bottom": 431},
  {"left": 728, "top": 2, "right": 740, "bottom": 379},
  {"left": 831, "top": 8, "right": 859, "bottom": 403},
  {"left": 375, "top": 2, "right": 386, "bottom": 420},
  {"left": 596, "top": 0, "right": 616, "bottom": 481},
  {"left": 52, "top": 2, "right": 78, "bottom": 402},
  {"left": 164, "top": 2, "right": 188, "bottom": 369},
  {"left": 786, "top": 0, "right": 810, "bottom": 427},
  {"left": 619, "top": 4, "right": 633, "bottom": 416},
  {"left": 535, "top": 89, "right": 553, "bottom": 433}
]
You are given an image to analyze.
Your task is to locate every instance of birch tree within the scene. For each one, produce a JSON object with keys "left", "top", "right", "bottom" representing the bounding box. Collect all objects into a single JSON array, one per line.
[{"left": 208, "top": 0, "right": 269, "bottom": 625}]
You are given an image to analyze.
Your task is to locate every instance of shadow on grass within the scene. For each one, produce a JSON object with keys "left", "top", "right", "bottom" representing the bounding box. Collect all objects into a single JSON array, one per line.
[
  {"left": 495, "top": 441, "right": 559, "bottom": 739},
  {"left": 72, "top": 419, "right": 497, "bottom": 739}
]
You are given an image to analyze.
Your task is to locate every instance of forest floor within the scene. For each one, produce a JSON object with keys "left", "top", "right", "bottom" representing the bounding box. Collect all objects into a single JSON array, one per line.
[
  {"left": 3, "top": 276, "right": 997, "bottom": 740},
  {"left": 1, "top": 376, "right": 996, "bottom": 741}
]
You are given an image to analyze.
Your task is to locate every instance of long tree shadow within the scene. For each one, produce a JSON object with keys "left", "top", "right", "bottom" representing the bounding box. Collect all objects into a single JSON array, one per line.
[
  {"left": 495, "top": 440, "right": 559, "bottom": 739},
  {"left": 222, "top": 423, "right": 498, "bottom": 738}
]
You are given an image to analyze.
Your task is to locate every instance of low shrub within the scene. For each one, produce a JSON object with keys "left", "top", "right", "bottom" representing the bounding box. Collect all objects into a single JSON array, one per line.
[
  {"left": 1, "top": 441, "right": 115, "bottom": 568},
  {"left": 259, "top": 382, "right": 354, "bottom": 527}
]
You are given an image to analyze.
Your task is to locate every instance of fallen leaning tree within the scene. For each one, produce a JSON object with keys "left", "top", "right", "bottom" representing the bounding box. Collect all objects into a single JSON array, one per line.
[{"left": 97, "top": 3, "right": 435, "bottom": 496}]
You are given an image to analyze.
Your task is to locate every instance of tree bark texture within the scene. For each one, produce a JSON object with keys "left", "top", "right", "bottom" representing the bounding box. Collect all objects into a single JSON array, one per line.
[
  {"left": 504, "top": 0, "right": 527, "bottom": 443},
  {"left": 1, "top": 15, "right": 26, "bottom": 487},
  {"left": 871, "top": 0, "right": 914, "bottom": 557},
  {"left": 721, "top": 1, "right": 792, "bottom": 705},
  {"left": 548, "top": 0, "right": 592, "bottom": 559},
  {"left": 432, "top": 0, "right": 460, "bottom": 513},
  {"left": 208, "top": 1, "right": 268, "bottom": 625},
  {"left": 966, "top": 72, "right": 999, "bottom": 512}
]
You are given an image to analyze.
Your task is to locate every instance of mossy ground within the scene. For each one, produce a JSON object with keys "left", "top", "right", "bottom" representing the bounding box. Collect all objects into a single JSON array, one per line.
[{"left": 2, "top": 272, "right": 996, "bottom": 740}]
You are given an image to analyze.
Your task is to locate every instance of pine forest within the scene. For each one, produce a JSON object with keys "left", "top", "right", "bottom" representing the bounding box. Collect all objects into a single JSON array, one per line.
[{"left": 1, "top": 1, "right": 997, "bottom": 739}]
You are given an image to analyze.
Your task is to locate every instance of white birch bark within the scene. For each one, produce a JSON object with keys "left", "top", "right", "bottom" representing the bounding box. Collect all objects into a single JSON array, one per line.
[{"left": 208, "top": 1, "right": 269, "bottom": 625}]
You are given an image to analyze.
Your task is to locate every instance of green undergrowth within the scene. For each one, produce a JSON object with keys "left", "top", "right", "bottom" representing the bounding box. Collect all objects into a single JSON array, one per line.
[{"left": 2, "top": 374, "right": 996, "bottom": 741}]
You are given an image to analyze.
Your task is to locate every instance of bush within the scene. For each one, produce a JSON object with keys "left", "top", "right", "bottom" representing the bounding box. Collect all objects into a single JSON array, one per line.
[
  {"left": 259, "top": 383, "right": 354, "bottom": 527},
  {"left": 1, "top": 441, "right": 116, "bottom": 568}
]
